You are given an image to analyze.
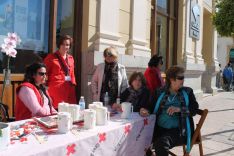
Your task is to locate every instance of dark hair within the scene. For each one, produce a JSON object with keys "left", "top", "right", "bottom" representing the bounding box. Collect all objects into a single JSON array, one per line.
[
  {"left": 57, "top": 35, "right": 73, "bottom": 49},
  {"left": 24, "top": 62, "right": 46, "bottom": 84},
  {"left": 165, "top": 65, "right": 185, "bottom": 87},
  {"left": 129, "top": 71, "right": 146, "bottom": 87},
  {"left": 148, "top": 54, "right": 163, "bottom": 67},
  {"left": 23, "top": 62, "right": 53, "bottom": 112}
]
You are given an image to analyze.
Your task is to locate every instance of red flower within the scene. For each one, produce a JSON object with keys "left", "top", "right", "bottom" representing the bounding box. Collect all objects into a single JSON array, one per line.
[
  {"left": 98, "top": 133, "right": 106, "bottom": 143},
  {"left": 66, "top": 144, "right": 76, "bottom": 156},
  {"left": 144, "top": 118, "right": 148, "bottom": 126},
  {"left": 124, "top": 124, "right": 131, "bottom": 134}
]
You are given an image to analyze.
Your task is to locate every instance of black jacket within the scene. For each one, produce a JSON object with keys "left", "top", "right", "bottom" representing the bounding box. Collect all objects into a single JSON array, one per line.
[
  {"left": 145, "top": 86, "right": 199, "bottom": 139},
  {"left": 120, "top": 87, "right": 151, "bottom": 112}
]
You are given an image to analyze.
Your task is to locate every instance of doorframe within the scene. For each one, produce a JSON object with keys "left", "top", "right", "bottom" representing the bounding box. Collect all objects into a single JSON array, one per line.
[{"left": 48, "top": 0, "right": 83, "bottom": 100}]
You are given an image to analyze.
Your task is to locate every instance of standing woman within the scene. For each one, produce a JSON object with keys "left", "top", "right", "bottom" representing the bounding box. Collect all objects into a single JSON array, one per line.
[
  {"left": 91, "top": 46, "right": 128, "bottom": 108},
  {"left": 15, "top": 63, "right": 57, "bottom": 121},
  {"left": 44, "top": 35, "right": 76, "bottom": 109},
  {"left": 144, "top": 55, "right": 165, "bottom": 94}
]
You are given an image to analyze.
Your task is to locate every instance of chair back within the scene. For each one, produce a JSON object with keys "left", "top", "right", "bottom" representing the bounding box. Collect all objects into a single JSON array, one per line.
[
  {"left": 169, "top": 108, "right": 208, "bottom": 156},
  {"left": 0, "top": 103, "right": 9, "bottom": 122},
  {"left": 190, "top": 109, "right": 208, "bottom": 148}
]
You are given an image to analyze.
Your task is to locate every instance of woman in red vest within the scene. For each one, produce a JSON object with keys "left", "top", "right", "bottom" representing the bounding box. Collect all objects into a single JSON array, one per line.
[
  {"left": 144, "top": 55, "right": 165, "bottom": 94},
  {"left": 15, "top": 63, "right": 57, "bottom": 120},
  {"left": 44, "top": 35, "right": 77, "bottom": 109}
]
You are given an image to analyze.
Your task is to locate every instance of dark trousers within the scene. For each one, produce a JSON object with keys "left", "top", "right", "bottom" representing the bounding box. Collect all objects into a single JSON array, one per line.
[{"left": 153, "top": 126, "right": 186, "bottom": 156}]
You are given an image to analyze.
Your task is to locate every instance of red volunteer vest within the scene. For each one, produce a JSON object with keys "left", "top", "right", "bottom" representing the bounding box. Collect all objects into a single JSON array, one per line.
[{"left": 15, "top": 82, "right": 44, "bottom": 121}]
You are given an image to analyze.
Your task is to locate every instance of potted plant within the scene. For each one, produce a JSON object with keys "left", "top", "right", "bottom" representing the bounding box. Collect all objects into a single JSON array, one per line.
[{"left": 0, "top": 33, "right": 21, "bottom": 149}]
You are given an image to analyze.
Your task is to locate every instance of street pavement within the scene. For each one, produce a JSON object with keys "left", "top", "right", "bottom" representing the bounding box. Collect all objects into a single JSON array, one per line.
[{"left": 170, "top": 90, "right": 234, "bottom": 156}]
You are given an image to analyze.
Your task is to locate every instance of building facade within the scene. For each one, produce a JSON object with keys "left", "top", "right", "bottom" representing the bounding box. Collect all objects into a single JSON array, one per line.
[
  {"left": 0, "top": 0, "right": 219, "bottom": 115},
  {"left": 217, "top": 36, "right": 234, "bottom": 69}
]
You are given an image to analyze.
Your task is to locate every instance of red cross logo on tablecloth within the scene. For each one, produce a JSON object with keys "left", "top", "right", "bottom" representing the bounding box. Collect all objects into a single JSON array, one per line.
[
  {"left": 20, "top": 137, "right": 28, "bottom": 143},
  {"left": 124, "top": 124, "right": 131, "bottom": 134},
  {"left": 144, "top": 118, "right": 148, "bottom": 126},
  {"left": 66, "top": 144, "right": 76, "bottom": 156},
  {"left": 98, "top": 133, "right": 106, "bottom": 143}
]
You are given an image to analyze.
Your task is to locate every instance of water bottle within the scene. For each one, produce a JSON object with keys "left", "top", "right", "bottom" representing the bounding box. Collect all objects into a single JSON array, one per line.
[
  {"left": 79, "top": 96, "right": 86, "bottom": 110},
  {"left": 116, "top": 97, "right": 120, "bottom": 105},
  {"left": 104, "top": 92, "right": 109, "bottom": 106}
]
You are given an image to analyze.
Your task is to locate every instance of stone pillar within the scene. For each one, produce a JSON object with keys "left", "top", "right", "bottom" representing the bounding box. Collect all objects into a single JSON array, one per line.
[
  {"left": 195, "top": 0, "right": 204, "bottom": 64},
  {"left": 94, "top": 0, "right": 125, "bottom": 54},
  {"left": 126, "top": 0, "right": 151, "bottom": 57},
  {"left": 183, "top": 0, "right": 195, "bottom": 64}
]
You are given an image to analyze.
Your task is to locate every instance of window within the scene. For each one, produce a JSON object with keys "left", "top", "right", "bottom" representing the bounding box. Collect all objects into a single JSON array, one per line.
[
  {"left": 151, "top": 0, "right": 178, "bottom": 71},
  {"left": 0, "top": 0, "right": 50, "bottom": 73},
  {"left": 56, "top": 0, "right": 75, "bottom": 53}
]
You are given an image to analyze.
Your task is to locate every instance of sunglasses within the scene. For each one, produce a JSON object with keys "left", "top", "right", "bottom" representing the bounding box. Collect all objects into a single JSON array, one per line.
[
  {"left": 37, "top": 72, "right": 47, "bottom": 76},
  {"left": 176, "top": 76, "right": 184, "bottom": 80}
]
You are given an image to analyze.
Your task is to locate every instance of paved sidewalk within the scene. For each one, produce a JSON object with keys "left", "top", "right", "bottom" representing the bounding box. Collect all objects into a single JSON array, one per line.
[{"left": 171, "top": 91, "right": 234, "bottom": 156}]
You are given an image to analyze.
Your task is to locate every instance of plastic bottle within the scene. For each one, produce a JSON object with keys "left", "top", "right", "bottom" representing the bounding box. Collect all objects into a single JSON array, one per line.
[
  {"left": 116, "top": 97, "right": 120, "bottom": 105},
  {"left": 104, "top": 92, "right": 109, "bottom": 106},
  {"left": 79, "top": 96, "right": 86, "bottom": 110}
]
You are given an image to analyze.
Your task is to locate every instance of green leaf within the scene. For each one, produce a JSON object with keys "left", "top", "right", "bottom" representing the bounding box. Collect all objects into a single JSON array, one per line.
[
  {"left": 0, "top": 129, "right": 2, "bottom": 137},
  {"left": 213, "top": 0, "right": 234, "bottom": 37}
]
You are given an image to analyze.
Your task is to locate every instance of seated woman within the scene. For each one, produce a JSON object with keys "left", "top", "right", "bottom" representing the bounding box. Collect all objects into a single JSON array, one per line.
[
  {"left": 140, "top": 66, "right": 199, "bottom": 156},
  {"left": 15, "top": 62, "right": 57, "bottom": 121},
  {"left": 112, "top": 71, "right": 150, "bottom": 112}
]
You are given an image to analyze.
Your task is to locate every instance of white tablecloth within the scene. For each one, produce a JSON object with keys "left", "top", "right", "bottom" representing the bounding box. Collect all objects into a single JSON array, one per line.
[{"left": 1, "top": 113, "right": 155, "bottom": 156}]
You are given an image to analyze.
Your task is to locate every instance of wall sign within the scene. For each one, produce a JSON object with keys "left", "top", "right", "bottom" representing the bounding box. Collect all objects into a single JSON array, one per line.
[{"left": 190, "top": 0, "right": 200, "bottom": 40}]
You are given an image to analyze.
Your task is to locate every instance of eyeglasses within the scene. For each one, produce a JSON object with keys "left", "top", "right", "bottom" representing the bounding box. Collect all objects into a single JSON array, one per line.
[
  {"left": 37, "top": 72, "right": 47, "bottom": 76},
  {"left": 176, "top": 76, "right": 184, "bottom": 80}
]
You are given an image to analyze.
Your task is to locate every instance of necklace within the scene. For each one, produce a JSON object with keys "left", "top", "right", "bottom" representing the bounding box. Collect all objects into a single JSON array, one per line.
[{"left": 167, "top": 94, "right": 177, "bottom": 103}]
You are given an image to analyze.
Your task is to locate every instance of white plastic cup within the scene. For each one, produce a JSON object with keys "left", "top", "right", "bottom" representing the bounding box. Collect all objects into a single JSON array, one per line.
[
  {"left": 121, "top": 102, "right": 133, "bottom": 119},
  {"left": 96, "top": 106, "right": 109, "bottom": 125},
  {"left": 68, "top": 104, "right": 80, "bottom": 122},
  {"left": 92, "top": 102, "right": 103, "bottom": 107},
  {"left": 84, "top": 109, "right": 96, "bottom": 129},
  {"left": 57, "top": 112, "right": 72, "bottom": 133},
  {"left": 58, "top": 102, "right": 69, "bottom": 112}
]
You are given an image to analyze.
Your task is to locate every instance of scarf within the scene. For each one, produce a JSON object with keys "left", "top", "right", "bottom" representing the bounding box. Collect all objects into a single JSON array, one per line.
[{"left": 100, "top": 61, "right": 118, "bottom": 105}]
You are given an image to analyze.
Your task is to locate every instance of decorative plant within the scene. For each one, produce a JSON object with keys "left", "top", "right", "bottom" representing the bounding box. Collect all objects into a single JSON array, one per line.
[{"left": 0, "top": 33, "right": 21, "bottom": 123}]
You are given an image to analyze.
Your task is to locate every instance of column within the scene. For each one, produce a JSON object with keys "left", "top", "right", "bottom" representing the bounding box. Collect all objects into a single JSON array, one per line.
[
  {"left": 94, "top": 0, "right": 125, "bottom": 54},
  {"left": 183, "top": 0, "right": 195, "bottom": 63},
  {"left": 126, "top": 0, "right": 151, "bottom": 57},
  {"left": 195, "top": 0, "right": 204, "bottom": 64},
  {"left": 211, "top": 28, "right": 219, "bottom": 66}
]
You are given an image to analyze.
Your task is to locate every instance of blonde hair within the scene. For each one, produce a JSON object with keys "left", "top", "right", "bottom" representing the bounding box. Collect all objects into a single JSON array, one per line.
[{"left": 103, "top": 47, "right": 118, "bottom": 59}]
